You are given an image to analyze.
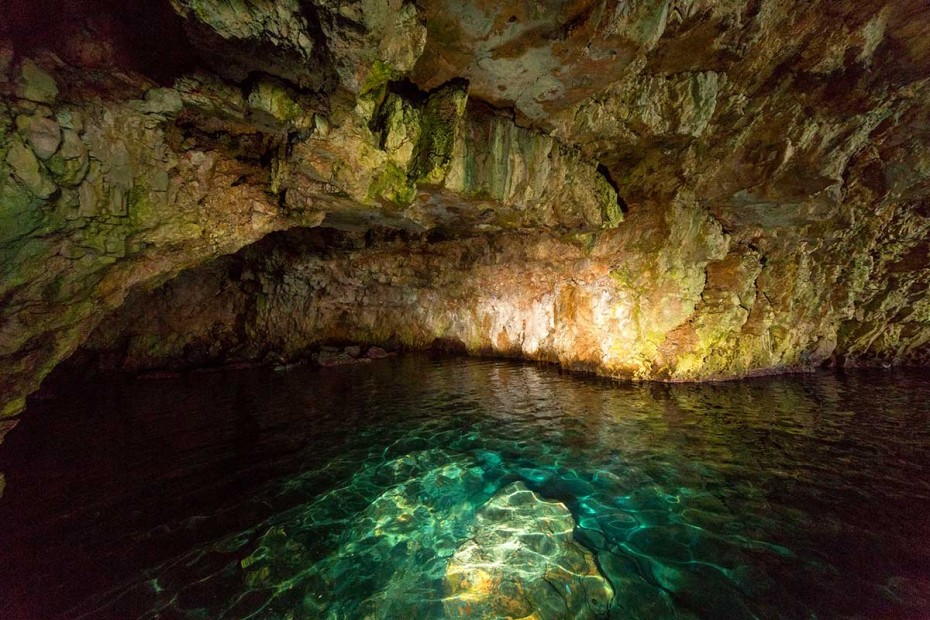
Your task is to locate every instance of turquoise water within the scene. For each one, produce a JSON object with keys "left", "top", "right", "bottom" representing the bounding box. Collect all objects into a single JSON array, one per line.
[{"left": 1, "top": 356, "right": 929, "bottom": 618}]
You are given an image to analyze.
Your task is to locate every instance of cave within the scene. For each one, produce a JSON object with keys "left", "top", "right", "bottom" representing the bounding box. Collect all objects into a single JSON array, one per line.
[{"left": 1, "top": 0, "right": 930, "bottom": 617}]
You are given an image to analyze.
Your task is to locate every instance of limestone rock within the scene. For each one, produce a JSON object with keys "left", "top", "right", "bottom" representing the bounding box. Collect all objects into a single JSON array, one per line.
[
  {"left": 15, "top": 59, "right": 58, "bottom": 104},
  {"left": 169, "top": 0, "right": 327, "bottom": 89},
  {"left": 410, "top": 0, "right": 670, "bottom": 122},
  {"left": 282, "top": 82, "right": 619, "bottom": 230},
  {"left": 379, "top": 93, "right": 421, "bottom": 167},
  {"left": 309, "top": 0, "right": 427, "bottom": 93},
  {"left": 6, "top": 138, "right": 56, "bottom": 198},
  {"left": 16, "top": 115, "right": 61, "bottom": 159},
  {"left": 315, "top": 347, "right": 369, "bottom": 366},
  {"left": 46, "top": 129, "right": 89, "bottom": 186},
  {"left": 0, "top": 187, "right": 41, "bottom": 249},
  {"left": 174, "top": 73, "right": 248, "bottom": 118},
  {"left": 408, "top": 83, "right": 468, "bottom": 185},
  {"left": 140, "top": 88, "right": 184, "bottom": 117},
  {"left": 366, "top": 346, "right": 390, "bottom": 359},
  {"left": 246, "top": 78, "right": 313, "bottom": 129},
  {"left": 377, "top": 3, "right": 427, "bottom": 76}
]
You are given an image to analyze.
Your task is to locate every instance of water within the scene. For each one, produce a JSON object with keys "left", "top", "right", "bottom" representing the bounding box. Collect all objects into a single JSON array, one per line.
[{"left": 1, "top": 355, "right": 929, "bottom": 619}]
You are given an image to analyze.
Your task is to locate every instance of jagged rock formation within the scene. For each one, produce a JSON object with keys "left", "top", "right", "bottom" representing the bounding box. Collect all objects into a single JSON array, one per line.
[{"left": 2, "top": 0, "right": 930, "bottom": 444}]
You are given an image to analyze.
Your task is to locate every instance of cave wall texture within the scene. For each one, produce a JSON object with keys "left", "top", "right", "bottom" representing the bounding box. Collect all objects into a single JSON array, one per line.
[{"left": 2, "top": 0, "right": 930, "bottom": 449}]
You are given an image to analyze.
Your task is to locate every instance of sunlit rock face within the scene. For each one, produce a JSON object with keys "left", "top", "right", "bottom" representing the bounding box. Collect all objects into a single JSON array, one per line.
[
  {"left": 79, "top": 219, "right": 724, "bottom": 379},
  {"left": 78, "top": 206, "right": 928, "bottom": 384},
  {"left": 2, "top": 0, "right": 930, "bottom": 435}
]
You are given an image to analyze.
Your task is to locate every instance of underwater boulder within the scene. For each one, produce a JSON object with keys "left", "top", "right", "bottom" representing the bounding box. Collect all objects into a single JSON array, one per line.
[{"left": 444, "top": 481, "right": 613, "bottom": 619}]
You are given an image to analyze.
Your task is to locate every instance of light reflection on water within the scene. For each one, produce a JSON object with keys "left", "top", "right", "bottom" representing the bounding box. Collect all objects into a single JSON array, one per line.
[{"left": 1, "top": 356, "right": 929, "bottom": 618}]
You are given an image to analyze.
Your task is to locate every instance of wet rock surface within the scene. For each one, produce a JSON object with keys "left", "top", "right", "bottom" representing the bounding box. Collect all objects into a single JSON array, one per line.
[
  {"left": 444, "top": 482, "right": 613, "bottom": 619},
  {"left": 314, "top": 345, "right": 372, "bottom": 366}
]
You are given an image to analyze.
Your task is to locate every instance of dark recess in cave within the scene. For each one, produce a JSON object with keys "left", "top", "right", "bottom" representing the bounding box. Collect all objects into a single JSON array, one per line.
[
  {"left": 596, "top": 163, "right": 629, "bottom": 214},
  {"left": 4, "top": 0, "right": 199, "bottom": 84}
]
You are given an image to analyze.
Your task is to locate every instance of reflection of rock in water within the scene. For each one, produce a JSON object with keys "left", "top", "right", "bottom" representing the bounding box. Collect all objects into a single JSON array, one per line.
[{"left": 444, "top": 482, "right": 613, "bottom": 619}]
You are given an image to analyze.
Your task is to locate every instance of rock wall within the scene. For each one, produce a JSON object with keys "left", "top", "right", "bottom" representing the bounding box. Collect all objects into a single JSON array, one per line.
[
  {"left": 78, "top": 189, "right": 930, "bottom": 382},
  {"left": 0, "top": 56, "right": 299, "bottom": 420}
]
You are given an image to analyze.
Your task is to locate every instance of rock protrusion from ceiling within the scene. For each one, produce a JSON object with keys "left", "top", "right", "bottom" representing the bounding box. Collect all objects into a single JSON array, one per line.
[
  {"left": 168, "top": 0, "right": 427, "bottom": 95},
  {"left": 410, "top": 0, "right": 673, "bottom": 123},
  {"left": 169, "top": 0, "right": 330, "bottom": 89},
  {"left": 279, "top": 79, "right": 622, "bottom": 232},
  {"left": 517, "top": 0, "right": 930, "bottom": 216}
]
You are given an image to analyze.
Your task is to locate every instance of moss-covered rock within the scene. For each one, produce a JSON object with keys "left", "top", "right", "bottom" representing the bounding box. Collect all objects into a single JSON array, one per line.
[
  {"left": 5, "top": 137, "right": 56, "bottom": 198},
  {"left": 0, "top": 172, "right": 45, "bottom": 245},
  {"left": 246, "top": 78, "right": 313, "bottom": 129},
  {"left": 46, "top": 129, "right": 88, "bottom": 186},
  {"left": 378, "top": 93, "right": 420, "bottom": 166},
  {"left": 15, "top": 59, "right": 58, "bottom": 104},
  {"left": 409, "top": 83, "right": 468, "bottom": 185}
]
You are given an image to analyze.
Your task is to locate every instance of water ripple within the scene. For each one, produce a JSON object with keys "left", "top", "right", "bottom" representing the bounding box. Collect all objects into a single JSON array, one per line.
[{"left": 0, "top": 357, "right": 929, "bottom": 618}]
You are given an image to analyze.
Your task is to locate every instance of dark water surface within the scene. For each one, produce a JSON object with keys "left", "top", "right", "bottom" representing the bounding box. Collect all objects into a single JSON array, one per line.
[{"left": 1, "top": 356, "right": 929, "bottom": 619}]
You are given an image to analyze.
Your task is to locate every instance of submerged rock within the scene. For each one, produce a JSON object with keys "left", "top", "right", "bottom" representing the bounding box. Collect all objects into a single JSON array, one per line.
[
  {"left": 236, "top": 450, "right": 490, "bottom": 617},
  {"left": 315, "top": 347, "right": 370, "bottom": 366},
  {"left": 233, "top": 454, "right": 609, "bottom": 618},
  {"left": 366, "top": 346, "right": 390, "bottom": 359},
  {"left": 444, "top": 482, "right": 614, "bottom": 619}
]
